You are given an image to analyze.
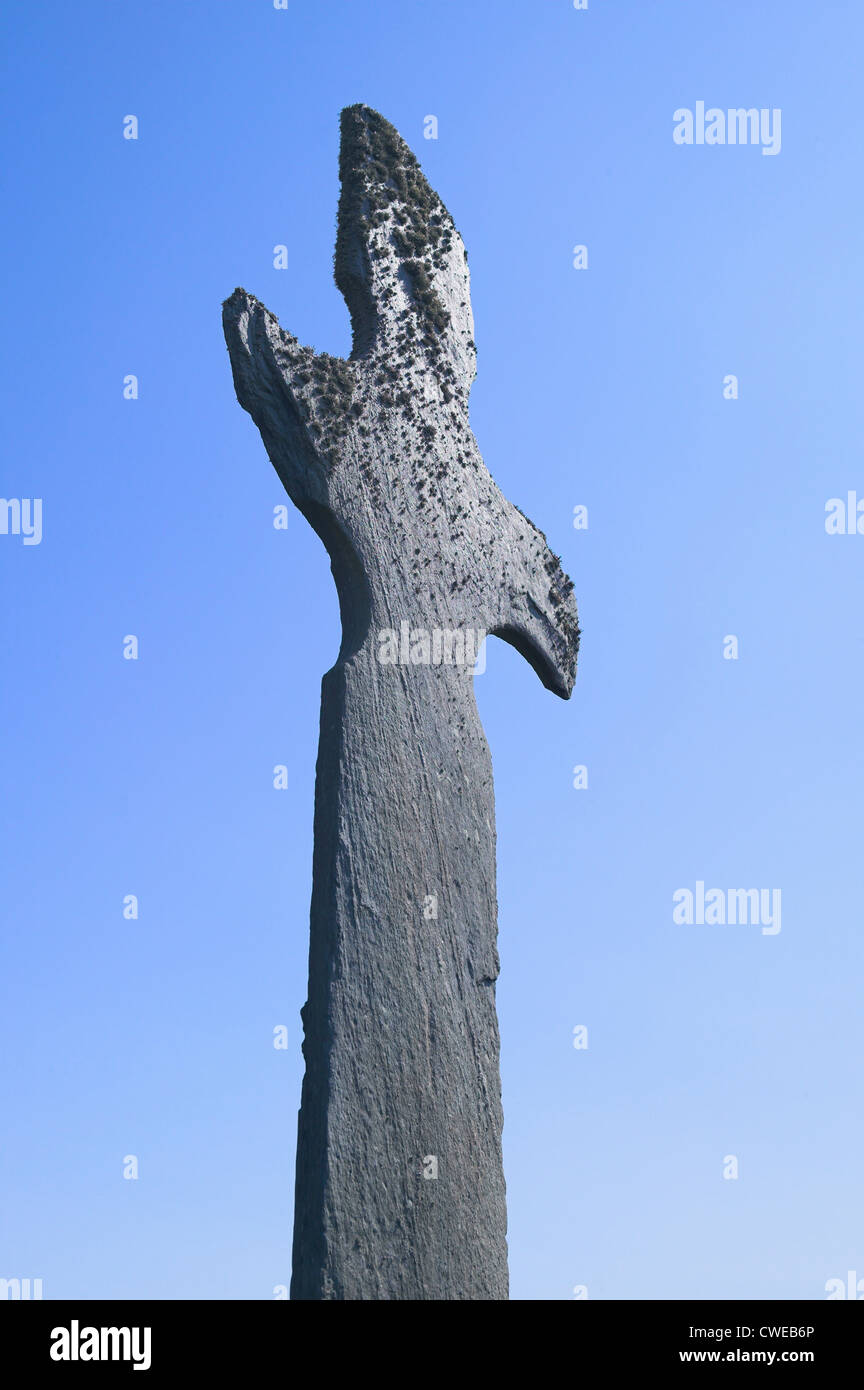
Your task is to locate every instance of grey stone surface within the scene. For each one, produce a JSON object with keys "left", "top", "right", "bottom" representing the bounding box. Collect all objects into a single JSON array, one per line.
[{"left": 223, "top": 105, "right": 579, "bottom": 1301}]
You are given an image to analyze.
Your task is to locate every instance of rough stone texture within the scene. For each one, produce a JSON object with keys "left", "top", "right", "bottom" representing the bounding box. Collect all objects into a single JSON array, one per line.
[{"left": 223, "top": 106, "right": 579, "bottom": 1301}]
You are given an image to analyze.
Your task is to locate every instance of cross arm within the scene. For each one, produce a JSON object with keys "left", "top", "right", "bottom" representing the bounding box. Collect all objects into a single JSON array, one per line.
[
  {"left": 491, "top": 507, "right": 579, "bottom": 699},
  {"left": 222, "top": 287, "right": 359, "bottom": 506}
]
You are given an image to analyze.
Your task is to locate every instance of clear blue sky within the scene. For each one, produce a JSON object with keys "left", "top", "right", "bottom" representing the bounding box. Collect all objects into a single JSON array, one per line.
[{"left": 2, "top": 0, "right": 862, "bottom": 1301}]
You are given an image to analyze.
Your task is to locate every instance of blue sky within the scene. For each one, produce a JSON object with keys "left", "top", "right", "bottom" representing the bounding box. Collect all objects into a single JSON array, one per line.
[{"left": 1, "top": 0, "right": 862, "bottom": 1300}]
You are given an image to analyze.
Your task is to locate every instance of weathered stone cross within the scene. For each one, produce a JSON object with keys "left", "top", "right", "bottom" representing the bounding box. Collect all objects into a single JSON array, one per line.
[{"left": 223, "top": 106, "right": 579, "bottom": 1301}]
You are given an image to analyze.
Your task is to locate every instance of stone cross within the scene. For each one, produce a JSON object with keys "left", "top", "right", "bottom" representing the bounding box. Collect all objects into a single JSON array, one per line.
[{"left": 223, "top": 105, "right": 579, "bottom": 1301}]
